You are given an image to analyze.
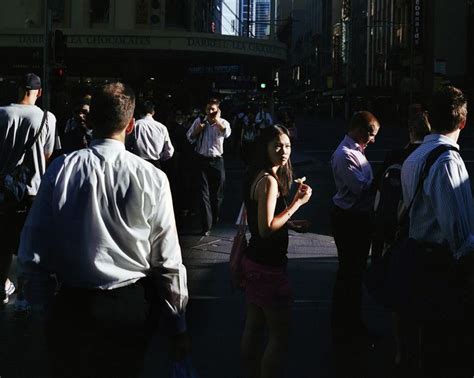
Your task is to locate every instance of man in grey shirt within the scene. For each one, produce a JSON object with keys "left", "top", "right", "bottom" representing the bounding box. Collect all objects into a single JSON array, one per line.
[{"left": 0, "top": 73, "right": 56, "bottom": 305}]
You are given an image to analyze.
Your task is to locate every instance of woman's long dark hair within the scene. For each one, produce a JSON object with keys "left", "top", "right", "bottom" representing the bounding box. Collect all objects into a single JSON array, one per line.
[{"left": 246, "top": 124, "right": 293, "bottom": 196}]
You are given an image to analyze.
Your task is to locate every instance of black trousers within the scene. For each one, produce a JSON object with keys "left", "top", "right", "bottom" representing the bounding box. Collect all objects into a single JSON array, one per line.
[
  {"left": 330, "top": 206, "right": 372, "bottom": 337},
  {"left": 46, "top": 279, "right": 158, "bottom": 378},
  {"left": 198, "top": 155, "right": 225, "bottom": 231},
  {"left": 0, "top": 197, "right": 34, "bottom": 296}
]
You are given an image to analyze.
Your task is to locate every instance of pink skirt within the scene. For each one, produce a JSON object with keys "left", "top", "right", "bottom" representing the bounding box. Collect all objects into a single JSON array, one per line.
[{"left": 241, "top": 255, "right": 293, "bottom": 308}]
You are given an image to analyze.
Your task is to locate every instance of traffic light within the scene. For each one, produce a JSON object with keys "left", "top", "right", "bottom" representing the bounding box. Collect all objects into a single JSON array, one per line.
[
  {"left": 260, "top": 83, "right": 267, "bottom": 89},
  {"left": 51, "top": 65, "right": 66, "bottom": 86},
  {"left": 150, "top": 0, "right": 161, "bottom": 25},
  {"left": 54, "top": 66, "right": 66, "bottom": 78},
  {"left": 52, "top": 29, "right": 67, "bottom": 64}
]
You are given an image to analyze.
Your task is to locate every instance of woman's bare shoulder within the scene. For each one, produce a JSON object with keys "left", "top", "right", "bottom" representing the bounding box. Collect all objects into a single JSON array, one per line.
[{"left": 254, "top": 173, "right": 278, "bottom": 197}]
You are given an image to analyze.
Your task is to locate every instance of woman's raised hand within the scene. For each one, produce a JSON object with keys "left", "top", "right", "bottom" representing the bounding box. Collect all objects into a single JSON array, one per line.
[{"left": 293, "top": 183, "right": 312, "bottom": 205}]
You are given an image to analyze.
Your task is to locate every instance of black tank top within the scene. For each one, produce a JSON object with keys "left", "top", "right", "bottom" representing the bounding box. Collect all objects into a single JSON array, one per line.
[{"left": 244, "top": 174, "right": 289, "bottom": 267}]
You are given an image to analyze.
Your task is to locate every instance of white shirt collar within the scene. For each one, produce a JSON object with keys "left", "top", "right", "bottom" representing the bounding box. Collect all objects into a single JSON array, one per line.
[
  {"left": 423, "top": 133, "right": 460, "bottom": 150},
  {"left": 90, "top": 138, "right": 126, "bottom": 150}
]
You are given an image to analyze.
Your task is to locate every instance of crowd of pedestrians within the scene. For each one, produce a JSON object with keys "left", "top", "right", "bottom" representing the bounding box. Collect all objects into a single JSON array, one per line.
[
  {"left": 0, "top": 73, "right": 473, "bottom": 378},
  {"left": 329, "top": 87, "right": 473, "bottom": 378}
]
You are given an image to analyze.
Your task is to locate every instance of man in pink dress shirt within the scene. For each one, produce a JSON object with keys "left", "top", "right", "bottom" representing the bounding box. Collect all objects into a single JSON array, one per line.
[{"left": 330, "top": 111, "right": 380, "bottom": 349}]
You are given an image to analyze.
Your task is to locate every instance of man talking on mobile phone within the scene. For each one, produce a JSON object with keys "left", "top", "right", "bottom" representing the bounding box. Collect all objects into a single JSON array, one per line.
[{"left": 187, "top": 98, "right": 231, "bottom": 236}]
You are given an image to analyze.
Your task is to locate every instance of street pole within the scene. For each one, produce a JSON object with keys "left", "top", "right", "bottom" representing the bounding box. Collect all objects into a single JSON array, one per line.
[
  {"left": 409, "top": 0, "right": 414, "bottom": 107},
  {"left": 345, "top": 18, "right": 351, "bottom": 120},
  {"left": 42, "top": 0, "right": 52, "bottom": 110}
]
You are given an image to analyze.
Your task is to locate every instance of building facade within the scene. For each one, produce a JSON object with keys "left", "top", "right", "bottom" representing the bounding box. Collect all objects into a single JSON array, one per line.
[
  {"left": 0, "top": 0, "right": 286, "bottom": 115},
  {"left": 255, "top": 0, "right": 271, "bottom": 38},
  {"left": 238, "top": 0, "right": 255, "bottom": 37},
  {"left": 327, "top": 0, "right": 471, "bottom": 121}
]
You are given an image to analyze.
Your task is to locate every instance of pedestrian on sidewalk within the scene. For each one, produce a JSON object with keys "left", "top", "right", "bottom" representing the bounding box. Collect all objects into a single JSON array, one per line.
[
  {"left": 62, "top": 96, "right": 91, "bottom": 153},
  {"left": 0, "top": 73, "right": 56, "bottom": 307},
  {"left": 240, "top": 125, "right": 312, "bottom": 378},
  {"left": 186, "top": 98, "right": 231, "bottom": 236},
  {"left": 18, "top": 83, "right": 189, "bottom": 378},
  {"left": 371, "top": 111, "right": 431, "bottom": 370},
  {"left": 400, "top": 86, "right": 474, "bottom": 377},
  {"left": 330, "top": 111, "right": 380, "bottom": 341},
  {"left": 231, "top": 107, "right": 249, "bottom": 156},
  {"left": 255, "top": 104, "right": 273, "bottom": 131},
  {"left": 125, "top": 99, "right": 174, "bottom": 169}
]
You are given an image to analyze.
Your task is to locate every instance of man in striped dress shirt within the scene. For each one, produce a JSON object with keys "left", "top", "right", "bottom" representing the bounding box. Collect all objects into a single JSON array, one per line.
[
  {"left": 401, "top": 86, "right": 474, "bottom": 376},
  {"left": 187, "top": 98, "right": 231, "bottom": 236}
]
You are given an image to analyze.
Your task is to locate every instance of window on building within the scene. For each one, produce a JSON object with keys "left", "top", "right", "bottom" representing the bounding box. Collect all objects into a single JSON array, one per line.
[
  {"left": 90, "top": 0, "right": 110, "bottom": 24},
  {"left": 22, "top": 0, "right": 46, "bottom": 28},
  {"left": 51, "top": 0, "right": 72, "bottom": 27},
  {"left": 166, "top": 0, "right": 187, "bottom": 29},
  {"left": 136, "top": 0, "right": 150, "bottom": 25}
]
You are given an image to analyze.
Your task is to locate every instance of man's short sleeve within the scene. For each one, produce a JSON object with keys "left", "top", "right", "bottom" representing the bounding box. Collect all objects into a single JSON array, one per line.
[{"left": 44, "top": 112, "right": 57, "bottom": 154}]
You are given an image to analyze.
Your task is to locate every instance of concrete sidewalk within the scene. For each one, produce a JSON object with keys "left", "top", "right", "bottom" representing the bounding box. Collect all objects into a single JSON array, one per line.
[
  {"left": 175, "top": 225, "right": 393, "bottom": 378},
  {"left": 0, "top": 224, "right": 394, "bottom": 378}
]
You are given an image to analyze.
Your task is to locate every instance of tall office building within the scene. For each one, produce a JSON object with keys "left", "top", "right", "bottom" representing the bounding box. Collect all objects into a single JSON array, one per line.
[
  {"left": 220, "top": 0, "right": 239, "bottom": 35},
  {"left": 255, "top": 0, "right": 271, "bottom": 38},
  {"left": 238, "top": 0, "right": 254, "bottom": 37}
]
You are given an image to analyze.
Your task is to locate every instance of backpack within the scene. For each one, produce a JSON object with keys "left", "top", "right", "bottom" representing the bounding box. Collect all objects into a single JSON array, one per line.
[
  {"left": 372, "top": 144, "right": 459, "bottom": 258},
  {"left": 366, "top": 144, "right": 460, "bottom": 313},
  {"left": 229, "top": 203, "right": 247, "bottom": 290},
  {"left": 0, "top": 110, "right": 48, "bottom": 212},
  {"left": 374, "top": 163, "right": 404, "bottom": 246}
]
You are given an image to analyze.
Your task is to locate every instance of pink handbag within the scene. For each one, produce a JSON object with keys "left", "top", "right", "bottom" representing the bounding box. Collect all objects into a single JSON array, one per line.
[{"left": 229, "top": 204, "right": 247, "bottom": 290}]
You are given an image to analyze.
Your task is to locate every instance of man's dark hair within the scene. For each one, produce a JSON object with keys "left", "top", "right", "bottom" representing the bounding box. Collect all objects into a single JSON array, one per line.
[
  {"left": 208, "top": 98, "right": 220, "bottom": 107},
  {"left": 408, "top": 111, "right": 431, "bottom": 142},
  {"left": 89, "top": 82, "right": 135, "bottom": 136},
  {"left": 429, "top": 86, "right": 467, "bottom": 133},
  {"left": 348, "top": 111, "right": 379, "bottom": 132},
  {"left": 72, "top": 96, "right": 91, "bottom": 113},
  {"left": 141, "top": 100, "right": 155, "bottom": 115}
]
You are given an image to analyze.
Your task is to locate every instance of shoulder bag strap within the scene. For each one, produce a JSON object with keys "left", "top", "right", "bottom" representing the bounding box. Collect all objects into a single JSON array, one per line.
[{"left": 401, "top": 144, "right": 459, "bottom": 221}]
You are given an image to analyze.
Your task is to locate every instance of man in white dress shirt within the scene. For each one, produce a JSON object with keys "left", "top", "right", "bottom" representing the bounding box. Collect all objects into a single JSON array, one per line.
[
  {"left": 126, "top": 100, "right": 174, "bottom": 168},
  {"left": 401, "top": 86, "right": 474, "bottom": 376},
  {"left": 187, "top": 98, "right": 231, "bottom": 236},
  {"left": 18, "top": 83, "right": 188, "bottom": 377}
]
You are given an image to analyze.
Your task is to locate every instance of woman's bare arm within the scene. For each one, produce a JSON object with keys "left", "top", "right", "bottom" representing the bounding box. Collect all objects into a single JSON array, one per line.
[{"left": 256, "top": 176, "right": 306, "bottom": 238}]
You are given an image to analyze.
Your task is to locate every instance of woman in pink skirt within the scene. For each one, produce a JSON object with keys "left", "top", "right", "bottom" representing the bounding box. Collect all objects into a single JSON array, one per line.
[{"left": 241, "top": 125, "right": 312, "bottom": 378}]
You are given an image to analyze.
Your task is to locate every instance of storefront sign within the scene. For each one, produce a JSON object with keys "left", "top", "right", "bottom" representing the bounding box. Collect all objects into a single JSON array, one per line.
[
  {"left": 4, "top": 32, "right": 287, "bottom": 60},
  {"left": 189, "top": 65, "right": 240, "bottom": 75},
  {"left": 67, "top": 35, "right": 151, "bottom": 46},
  {"left": 413, "top": 0, "right": 422, "bottom": 48}
]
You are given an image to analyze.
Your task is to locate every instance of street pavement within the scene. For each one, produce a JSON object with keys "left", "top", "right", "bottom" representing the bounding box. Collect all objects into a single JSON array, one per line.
[{"left": 4, "top": 112, "right": 472, "bottom": 377}]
